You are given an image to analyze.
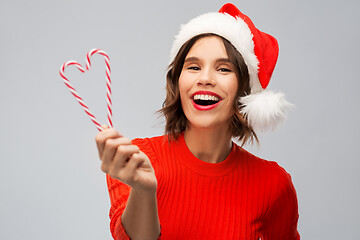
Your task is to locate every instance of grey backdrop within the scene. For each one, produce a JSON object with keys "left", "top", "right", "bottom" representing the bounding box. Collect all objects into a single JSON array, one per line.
[{"left": 1, "top": 0, "right": 359, "bottom": 239}]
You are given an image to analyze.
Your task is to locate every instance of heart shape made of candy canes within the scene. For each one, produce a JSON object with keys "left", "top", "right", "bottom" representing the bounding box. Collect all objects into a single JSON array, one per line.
[{"left": 59, "top": 49, "right": 112, "bottom": 131}]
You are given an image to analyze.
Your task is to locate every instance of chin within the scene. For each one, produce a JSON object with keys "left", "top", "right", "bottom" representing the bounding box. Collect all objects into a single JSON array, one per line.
[{"left": 187, "top": 115, "right": 229, "bottom": 130}]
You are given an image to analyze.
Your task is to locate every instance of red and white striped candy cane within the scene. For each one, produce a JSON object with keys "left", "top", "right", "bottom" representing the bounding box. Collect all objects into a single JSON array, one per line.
[{"left": 59, "top": 49, "right": 112, "bottom": 131}]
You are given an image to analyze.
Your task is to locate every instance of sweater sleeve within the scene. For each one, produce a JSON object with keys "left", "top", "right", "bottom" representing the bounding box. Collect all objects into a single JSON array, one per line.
[
  {"left": 106, "top": 137, "right": 162, "bottom": 240},
  {"left": 106, "top": 174, "right": 131, "bottom": 240},
  {"left": 261, "top": 162, "right": 300, "bottom": 240}
]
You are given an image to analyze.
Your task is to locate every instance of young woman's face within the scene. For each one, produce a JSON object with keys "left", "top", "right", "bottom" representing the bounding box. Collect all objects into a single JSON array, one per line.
[{"left": 179, "top": 36, "right": 238, "bottom": 131}]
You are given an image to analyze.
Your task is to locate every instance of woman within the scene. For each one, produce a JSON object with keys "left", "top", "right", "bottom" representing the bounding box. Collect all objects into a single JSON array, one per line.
[{"left": 96, "top": 3, "right": 300, "bottom": 240}]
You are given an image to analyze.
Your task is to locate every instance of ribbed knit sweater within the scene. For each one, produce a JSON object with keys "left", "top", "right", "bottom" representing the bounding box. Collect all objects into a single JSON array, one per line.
[{"left": 106, "top": 134, "right": 300, "bottom": 240}]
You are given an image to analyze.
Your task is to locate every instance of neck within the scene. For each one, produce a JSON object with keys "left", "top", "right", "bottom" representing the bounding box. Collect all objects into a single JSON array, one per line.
[{"left": 183, "top": 124, "right": 233, "bottom": 164}]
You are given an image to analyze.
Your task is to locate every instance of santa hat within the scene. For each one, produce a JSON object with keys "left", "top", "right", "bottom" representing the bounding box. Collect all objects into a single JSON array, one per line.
[{"left": 170, "top": 3, "right": 292, "bottom": 132}]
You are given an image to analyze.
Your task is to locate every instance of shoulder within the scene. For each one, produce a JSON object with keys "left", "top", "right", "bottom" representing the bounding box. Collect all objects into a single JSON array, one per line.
[
  {"left": 132, "top": 135, "right": 167, "bottom": 148},
  {"left": 242, "top": 151, "right": 301, "bottom": 238},
  {"left": 262, "top": 157, "right": 295, "bottom": 194},
  {"left": 255, "top": 153, "right": 297, "bottom": 206},
  {"left": 238, "top": 147, "right": 299, "bottom": 212},
  {"left": 131, "top": 135, "right": 169, "bottom": 165},
  {"left": 235, "top": 145, "right": 296, "bottom": 197},
  {"left": 238, "top": 146, "right": 293, "bottom": 183},
  {"left": 131, "top": 135, "right": 169, "bottom": 154}
]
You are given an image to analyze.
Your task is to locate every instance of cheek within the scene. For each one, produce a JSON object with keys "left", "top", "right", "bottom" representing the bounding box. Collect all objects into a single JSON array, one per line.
[
  {"left": 230, "top": 76, "right": 239, "bottom": 97},
  {"left": 178, "top": 72, "right": 192, "bottom": 98},
  {"left": 223, "top": 77, "right": 238, "bottom": 98},
  {"left": 223, "top": 78, "right": 239, "bottom": 109},
  {"left": 231, "top": 83, "right": 239, "bottom": 99},
  {"left": 178, "top": 75, "right": 188, "bottom": 109}
]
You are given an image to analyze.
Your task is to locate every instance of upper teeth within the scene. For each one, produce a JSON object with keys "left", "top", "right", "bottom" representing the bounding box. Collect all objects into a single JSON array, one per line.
[{"left": 193, "top": 94, "right": 219, "bottom": 101}]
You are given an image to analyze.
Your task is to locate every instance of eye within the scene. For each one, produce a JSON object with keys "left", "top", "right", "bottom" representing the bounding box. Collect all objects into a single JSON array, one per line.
[
  {"left": 187, "top": 66, "right": 200, "bottom": 71},
  {"left": 218, "top": 67, "right": 231, "bottom": 72}
]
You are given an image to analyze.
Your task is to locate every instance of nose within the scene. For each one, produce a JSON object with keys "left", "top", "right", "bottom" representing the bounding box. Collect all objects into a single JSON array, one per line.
[{"left": 196, "top": 67, "right": 216, "bottom": 86}]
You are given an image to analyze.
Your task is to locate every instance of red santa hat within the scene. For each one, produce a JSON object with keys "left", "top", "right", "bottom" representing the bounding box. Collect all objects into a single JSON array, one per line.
[{"left": 170, "top": 3, "right": 292, "bottom": 132}]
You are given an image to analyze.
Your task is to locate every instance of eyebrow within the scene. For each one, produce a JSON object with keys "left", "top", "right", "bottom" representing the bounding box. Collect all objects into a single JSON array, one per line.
[{"left": 184, "top": 57, "right": 231, "bottom": 63}]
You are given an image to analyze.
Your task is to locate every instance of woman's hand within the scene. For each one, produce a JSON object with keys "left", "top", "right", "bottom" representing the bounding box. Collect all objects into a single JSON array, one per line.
[{"left": 95, "top": 125, "right": 157, "bottom": 193}]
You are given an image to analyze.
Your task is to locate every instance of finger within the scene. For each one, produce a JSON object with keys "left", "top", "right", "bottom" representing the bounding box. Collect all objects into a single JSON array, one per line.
[
  {"left": 102, "top": 137, "right": 133, "bottom": 164},
  {"left": 116, "top": 152, "right": 145, "bottom": 185},
  {"left": 124, "top": 152, "right": 145, "bottom": 175},
  {"left": 95, "top": 128, "right": 122, "bottom": 157},
  {"left": 109, "top": 144, "right": 140, "bottom": 175}
]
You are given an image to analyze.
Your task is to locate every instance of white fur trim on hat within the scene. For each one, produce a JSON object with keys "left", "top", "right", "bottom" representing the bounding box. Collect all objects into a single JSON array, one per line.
[
  {"left": 240, "top": 90, "right": 293, "bottom": 132},
  {"left": 170, "top": 12, "right": 263, "bottom": 94}
]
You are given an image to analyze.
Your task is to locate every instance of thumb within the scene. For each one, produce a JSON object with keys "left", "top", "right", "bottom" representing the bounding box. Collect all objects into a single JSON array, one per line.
[{"left": 101, "top": 125, "right": 109, "bottom": 130}]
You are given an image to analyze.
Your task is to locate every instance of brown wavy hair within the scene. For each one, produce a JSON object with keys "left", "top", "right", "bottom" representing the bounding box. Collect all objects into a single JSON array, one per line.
[{"left": 159, "top": 33, "right": 258, "bottom": 146}]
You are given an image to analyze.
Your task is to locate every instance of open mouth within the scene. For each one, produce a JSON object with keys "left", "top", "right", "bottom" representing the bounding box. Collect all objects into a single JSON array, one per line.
[{"left": 193, "top": 94, "right": 220, "bottom": 106}]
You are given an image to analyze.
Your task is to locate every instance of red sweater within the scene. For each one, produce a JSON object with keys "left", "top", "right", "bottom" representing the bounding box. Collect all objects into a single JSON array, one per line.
[{"left": 106, "top": 134, "right": 300, "bottom": 240}]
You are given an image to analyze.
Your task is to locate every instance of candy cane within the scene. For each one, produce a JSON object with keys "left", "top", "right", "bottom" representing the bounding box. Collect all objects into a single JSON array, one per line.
[{"left": 59, "top": 49, "right": 112, "bottom": 131}]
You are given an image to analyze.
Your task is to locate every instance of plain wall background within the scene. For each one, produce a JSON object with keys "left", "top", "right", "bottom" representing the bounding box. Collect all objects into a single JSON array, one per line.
[{"left": 1, "top": 0, "right": 359, "bottom": 239}]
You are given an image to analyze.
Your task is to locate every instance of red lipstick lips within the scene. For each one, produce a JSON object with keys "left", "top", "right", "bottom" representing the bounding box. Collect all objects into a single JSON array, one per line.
[{"left": 191, "top": 91, "right": 222, "bottom": 111}]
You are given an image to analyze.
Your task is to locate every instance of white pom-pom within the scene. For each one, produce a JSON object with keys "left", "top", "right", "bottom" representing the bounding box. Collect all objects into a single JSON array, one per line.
[{"left": 240, "top": 90, "right": 293, "bottom": 132}]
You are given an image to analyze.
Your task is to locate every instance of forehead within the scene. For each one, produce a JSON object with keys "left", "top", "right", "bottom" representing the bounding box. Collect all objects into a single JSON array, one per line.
[{"left": 186, "top": 36, "right": 228, "bottom": 60}]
